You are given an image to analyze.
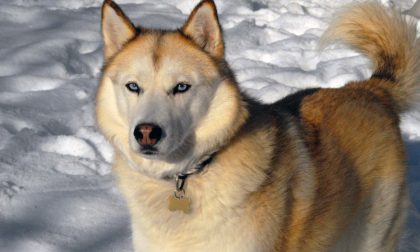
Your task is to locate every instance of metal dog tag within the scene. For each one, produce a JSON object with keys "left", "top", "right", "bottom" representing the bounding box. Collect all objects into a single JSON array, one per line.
[{"left": 168, "top": 191, "right": 191, "bottom": 214}]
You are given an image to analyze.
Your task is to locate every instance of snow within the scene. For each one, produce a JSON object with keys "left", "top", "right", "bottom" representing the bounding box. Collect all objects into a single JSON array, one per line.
[{"left": 0, "top": 0, "right": 419, "bottom": 251}]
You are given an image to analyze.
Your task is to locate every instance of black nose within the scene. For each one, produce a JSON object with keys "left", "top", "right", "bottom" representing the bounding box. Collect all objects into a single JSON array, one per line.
[{"left": 134, "top": 123, "right": 163, "bottom": 146}]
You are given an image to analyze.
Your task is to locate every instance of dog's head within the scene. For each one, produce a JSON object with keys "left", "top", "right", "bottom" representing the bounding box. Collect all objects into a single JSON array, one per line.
[{"left": 96, "top": 0, "right": 248, "bottom": 178}]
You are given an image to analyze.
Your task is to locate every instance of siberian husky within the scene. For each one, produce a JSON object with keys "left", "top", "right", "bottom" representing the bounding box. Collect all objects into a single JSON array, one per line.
[{"left": 96, "top": 0, "right": 419, "bottom": 251}]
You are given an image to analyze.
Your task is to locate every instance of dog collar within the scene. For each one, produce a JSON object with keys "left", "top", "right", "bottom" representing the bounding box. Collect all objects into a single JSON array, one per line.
[{"left": 167, "top": 153, "right": 215, "bottom": 214}]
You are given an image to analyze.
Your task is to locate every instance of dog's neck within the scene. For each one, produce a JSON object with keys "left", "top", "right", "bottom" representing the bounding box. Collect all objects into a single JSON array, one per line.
[
  {"left": 161, "top": 152, "right": 217, "bottom": 214},
  {"left": 162, "top": 152, "right": 216, "bottom": 181},
  {"left": 162, "top": 152, "right": 216, "bottom": 201}
]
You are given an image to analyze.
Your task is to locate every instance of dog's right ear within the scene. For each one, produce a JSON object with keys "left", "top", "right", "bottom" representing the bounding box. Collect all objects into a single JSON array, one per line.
[
  {"left": 101, "top": 0, "right": 137, "bottom": 60},
  {"left": 182, "top": 0, "right": 224, "bottom": 59}
]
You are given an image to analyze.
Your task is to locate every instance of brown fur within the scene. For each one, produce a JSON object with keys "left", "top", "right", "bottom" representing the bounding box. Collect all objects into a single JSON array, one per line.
[{"left": 96, "top": 1, "right": 417, "bottom": 251}]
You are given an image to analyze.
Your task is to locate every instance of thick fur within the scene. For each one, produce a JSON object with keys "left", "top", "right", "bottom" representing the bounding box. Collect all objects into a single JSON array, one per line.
[
  {"left": 320, "top": 1, "right": 420, "bottom": 112},
  {"left": 96, "top": 1, "right": 419, "bottom": 251}
]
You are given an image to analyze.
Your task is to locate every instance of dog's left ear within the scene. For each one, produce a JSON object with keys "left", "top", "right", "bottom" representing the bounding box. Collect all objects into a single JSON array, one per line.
[{"left": 182, "top": 0, "right": 224, "bottom": 59}]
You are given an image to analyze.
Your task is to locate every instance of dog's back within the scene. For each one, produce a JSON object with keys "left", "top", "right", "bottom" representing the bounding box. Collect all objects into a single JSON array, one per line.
[{"left": 271, "top": 2, "right": 419, "bottom": 251}]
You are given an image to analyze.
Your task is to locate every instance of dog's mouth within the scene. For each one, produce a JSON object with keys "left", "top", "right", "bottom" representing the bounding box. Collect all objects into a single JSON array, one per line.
[{"left": 139, "top": 145, "right": 159, "bottom": 156}]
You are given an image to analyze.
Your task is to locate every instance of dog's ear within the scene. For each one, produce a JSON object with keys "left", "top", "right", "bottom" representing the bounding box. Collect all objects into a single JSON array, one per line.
[
  {"left": 101, "top": 0, "right": 137, "bottom": 60},
  {"left": 182, "top": 0, "right": 224, "bottom": 59}
]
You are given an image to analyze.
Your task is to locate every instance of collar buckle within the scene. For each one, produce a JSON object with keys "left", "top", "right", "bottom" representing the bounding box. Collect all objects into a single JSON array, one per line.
[{"left": 175, "top": 174, "right": 188, "bottom": 192}]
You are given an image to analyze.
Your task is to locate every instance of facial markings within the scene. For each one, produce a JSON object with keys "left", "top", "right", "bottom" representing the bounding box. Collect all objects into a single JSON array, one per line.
[{"left": 152, "top": 31, "right": 165, "bottom": 72}]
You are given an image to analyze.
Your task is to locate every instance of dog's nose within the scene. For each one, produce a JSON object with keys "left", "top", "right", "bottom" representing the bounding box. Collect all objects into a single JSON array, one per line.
[{"left": 134, "top": 123, "right": 163, "bottom": 146}]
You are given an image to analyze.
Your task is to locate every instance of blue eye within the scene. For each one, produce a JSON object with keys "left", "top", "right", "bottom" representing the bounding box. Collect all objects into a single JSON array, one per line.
[
  {"left": 126, "top": 82, "right": 141, "bottom": 94},
  {"left": 172, "top": 83, "right": 191, "bottom": 95}
]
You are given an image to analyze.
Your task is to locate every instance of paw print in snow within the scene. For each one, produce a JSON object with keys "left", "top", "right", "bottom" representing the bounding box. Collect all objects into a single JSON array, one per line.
[{"left": 0, "top": 181, "right": 23, "bottom": 200}]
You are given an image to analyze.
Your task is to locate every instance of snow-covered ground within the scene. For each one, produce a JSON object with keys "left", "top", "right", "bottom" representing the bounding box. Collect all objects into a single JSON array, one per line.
[{"left": 0, "top": 0, "right": 419, "bottom": 251}]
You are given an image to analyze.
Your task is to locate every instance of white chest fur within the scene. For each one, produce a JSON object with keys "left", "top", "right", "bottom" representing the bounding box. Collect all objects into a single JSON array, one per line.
[
  {"left": 131, "top": 204, "right": 262, "bottom": 252},
  {"left": 115, "top": 163, "right": 271, "bottom": 252}
]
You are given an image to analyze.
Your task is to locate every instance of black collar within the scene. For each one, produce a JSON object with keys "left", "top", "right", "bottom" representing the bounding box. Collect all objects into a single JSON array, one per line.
[{"left": 173, "top": 153, "right": 216, "bottom": 192}]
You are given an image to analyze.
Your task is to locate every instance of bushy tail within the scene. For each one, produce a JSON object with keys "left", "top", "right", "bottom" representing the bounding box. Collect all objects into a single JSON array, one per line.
[{"left": 320, "top": 1, "right": 420, "bottom": 112}]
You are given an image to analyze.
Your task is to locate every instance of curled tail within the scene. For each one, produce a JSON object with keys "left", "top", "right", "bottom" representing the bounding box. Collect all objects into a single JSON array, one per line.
[{"left": 320, "top": 1, "right": 420, "bottom": 112}]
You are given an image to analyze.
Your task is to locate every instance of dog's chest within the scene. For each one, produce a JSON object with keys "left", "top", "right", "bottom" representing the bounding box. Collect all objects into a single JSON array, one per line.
[
  {"left": 129, "top": 187, "right": 265, "bottom": 252},
  {"left": 115, "top": 155, "right": 276, "bottom": 252},
  {"left": 132, "top": 211, "right": 263, "bottom": 252}
]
